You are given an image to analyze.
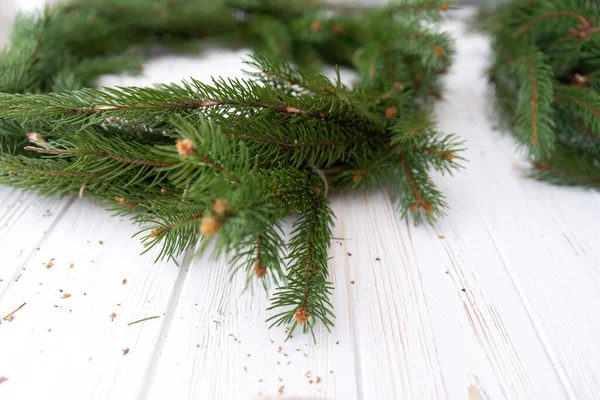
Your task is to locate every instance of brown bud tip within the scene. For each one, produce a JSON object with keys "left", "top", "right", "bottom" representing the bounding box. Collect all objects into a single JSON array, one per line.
[
  {"left": 424, "top": 202, "right": 433, "bottom": 213},
  {"left": 443, "top": 152, "right": 455, "bottom": 161},
  {"left": 160, "top": 188, "right": 172, "bottom": 194},
  {"left": 295, "top": 307, "right": 310, "bottom": 324},
  {"left": 370, "top": 66, "right": 376, "bottom": 77},
  {"left": 393, "top": 82, "right": 405, "bottom": 91},
  {"left": 27, "top": 132, "right": 46, "bottom": 143},
  {"left": 411, "top": 202, "right": 419, "bottom": 212},
  {"left": 435, "top": 47, "right": 444, "bottom": 57},
  {"left": 385, "top": 106, "right": 397, "bottom": 119},
  {"left": 150, "top": 227, "right": 165, "bottom": 239},
  {"left": 176, "top": 139, "right": 195, "bottom": 156},
  {"left": 311, "top": 21, "right": 321, "bottom": 32},
  {"left": 254, "top": 263, "right": 267, "bottom": 278},
  {"left": 352, "top": 172, "right": 364, "bottom": 182},
  {"left": 441, "top": 3, "right": 450, "bottom": 11},
  {"left": 332, "top": 24, "right": 342, "bottom": 35},
  {"left": 200, "top": 216, "right": 221, "bottom": 237},
  {"left": 115, "top": 197, "right": 127, "bottom": 205},
  {"left": 573, "top": 73, "right": 587, "bottom": 86},
  {"left": 214, "top": 198, "right": 229, "bottom": 215}
]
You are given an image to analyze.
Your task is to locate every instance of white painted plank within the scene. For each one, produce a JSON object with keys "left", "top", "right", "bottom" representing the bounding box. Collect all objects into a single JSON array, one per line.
[
  {"left": 144, "top": 238, "right": 360, "bottom": 400},
  {"left": 0, "top": 199, "right": 182, "bottom": 400},
  {"left": 0, "top": 188, "right": 74, "bottom": 294},
  {"left": 432, "top": 18, "right": 600, "bottom": 399}
]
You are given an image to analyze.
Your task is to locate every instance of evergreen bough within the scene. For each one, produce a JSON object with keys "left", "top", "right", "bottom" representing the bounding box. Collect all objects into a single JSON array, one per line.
[
  {"left": 477, "top": 0, "right": 600, "bottom": 188},
  {"left": 0, "top": 0, "right": 462, "bottom": 338}
]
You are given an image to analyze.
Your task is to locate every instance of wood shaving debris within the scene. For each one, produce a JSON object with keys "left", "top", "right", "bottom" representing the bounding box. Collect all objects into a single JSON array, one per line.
[
  {"left": 99, "top": 240, "right": 104, "bottom": 245},
  {"left": 278, "top": 385, "right": 284, "bottom": 395},
  {"left": 269, "top": 339, "right": 274, "bottom": 344},
  {"left": 69, "top": 263, "right": 74, "bottom": 268},
  {"left": 109, "top": 312, "right": 117, "bottom": 321},
  {"left": 122, "top": 348, "right": 129, "bottom": 356},
  {"left": 196, "top": 344, "right": 200, "bottom": 348},
  {"left": 351, "top": 280, "right": 355, "bottom": 284},
  {"left": 60, "top": 293, "right": 71, "bottom": 299},
  {"left": 45, "top": 260, "right": 54, "bottom": 269},
  {"left": 438, "top": 235, "right": 445, "bottom": 239},
  {"left": 3, "top": 302, "right": 26, "bottom": 321},
  {"left": 278, "top": 377, "right": 283, "bottom": 382},
  {"left": 277, "top": 346, "right": 282, "bottom": 353},
  {"left": 122, "top": 279, "right": 127, "bottom": 285},
  {"left": 243, "top": 367, "right": 247, "bottom": 372},
  {"left": 330, "top": 370, "right": 334, "bottom": 374},
  {"left": 0, "top": 376, "right": 8, "bottom": 384},
  {"left": 316, "top": 376, "right": 321, "bottom": 383}
]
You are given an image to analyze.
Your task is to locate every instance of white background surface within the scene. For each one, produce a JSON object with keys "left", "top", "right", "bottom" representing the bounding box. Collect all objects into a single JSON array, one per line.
[{"left": 1, "top": 2, "right": 600, "bottom": 399}]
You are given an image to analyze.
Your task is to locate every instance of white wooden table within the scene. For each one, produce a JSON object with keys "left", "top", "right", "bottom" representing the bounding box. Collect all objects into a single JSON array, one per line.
[{"left": 1, "top": 4, "right": 599, "bottom": 400}]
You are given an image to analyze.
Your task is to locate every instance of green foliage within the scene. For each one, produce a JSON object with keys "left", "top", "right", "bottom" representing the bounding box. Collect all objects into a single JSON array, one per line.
[
  {"left": 0, "top": 0, "right": 461, "bottom": 338},
  {"left": 476, "top": 0, "right": 600, "bottom": 188}
]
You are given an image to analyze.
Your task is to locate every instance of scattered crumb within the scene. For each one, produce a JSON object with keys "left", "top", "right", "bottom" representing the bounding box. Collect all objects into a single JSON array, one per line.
[
  {"left": 116, "top": 303, "right": 120, "bottom": 306},
  {"left": 43, "top": 210, "right": 52, "bottom": 217},
  {"left": 277, "top": 346, "right": 282, "bottom": 353},
  {"left": 277, "top": 361, "right": 280, "bottom": 365},
  {"left": 375, "top": 257, "right": 381, "bottom": 261},
  {"left": 284, "top": 353, "right": 288, "bottom": 357},
  {"left": 305, "top": 371, "right": 311, "bottom": 378},
  {"left": 122, "top": 279, "right": 127, "bottom": 285},
  {"left": 336, "top": 340, "right": 340, "bottom": 345},
  {"left": 69, "top": 263, "right": 74, "bottom": 269},
  {"left": 269, "top": 339, "right": 274, "bottom": 344},
  {"left": 14, "top": 274, "right": 21, "bottom": 282},
  {"left": 278, "top": 377, "right": 283, "bottom": 382},
  {"left": 48, "top": 328, "right": 52, "bottom": 332},
  {"left": 243, "top": 367, "right": 247, "bottom": 372},
  {"left": 461, "top": 288, "right": 466, "bottom": 292},
  {"left": 0, "top": 376, "right": 8, "bottom": 384},
  {"left": 330, "top": 370, "right": 334, "bottom": 374},
  {"left": 278, "top": 385, "right": 284, "bottom": 395},
  {"left": 316, "top": 376, "right": 321, "bottom": 383},
  {"left": 196, "top": 344, "right": 200, "bottom": 348},
  {"left": 99, "top": 240, "right": 104, "bottom": 245},
  {"left": 60, "top": 293, "right": 71, "bottom": 299},
  {"left": 351, "top": 280, "right": 355, "bottom": 284},
  {"left": 39, "top": 282, "right": 42, "bottom": 285},
  {"left": 303, "top": 353, "right": 307, "bottom": 358},
  {"left": 109, "top": 312, "right": 117, "bottom": 321},
  {"left": 3, "top": 315, "right": 14, "bottom": 322},
  {"left": 84, "top": 293, "right": 87, "bottom": 296},
  {"left": 445, "top": 271, "right": 449, "bottom": 275},
  {"left": 122, "top": 348, "right": 129, "bottom": 356},
  {"left": 247, "top": 354, "right": 251, "bottom": 357},
  {"left": 438, "top": 235, "right": 445, "bottom": 239},
  {"left": 286, "top": 361, "right": 290, "bottom": 365},
  {"left": 45, "top": 260, "right": 54, "bottom": 269},
  {"left": 309, "top": 380, "right": 314, "bottom": 384},
  {"left": 258, "top": 379, "right": 263, "bottom": 382},
  {"left": 347, "top": 252, "right": 352, "bottom": 256}
]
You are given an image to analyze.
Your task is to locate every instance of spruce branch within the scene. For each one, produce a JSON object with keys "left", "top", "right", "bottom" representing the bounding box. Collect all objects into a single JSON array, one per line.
[
  {"left": 477, "top": 0, "right": 600, "bottom": 188},
  {"left": 0, "top": 0, "right": 462, "bottom": 337}
]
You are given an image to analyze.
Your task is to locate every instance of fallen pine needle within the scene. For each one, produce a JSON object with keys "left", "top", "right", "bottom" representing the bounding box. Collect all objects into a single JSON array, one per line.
[
  {"left": 128, "top": 316, "right": 160, "bottom": 326},
  {"left": 2, "top": 302, "right": 26, "bottom": 321}
]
